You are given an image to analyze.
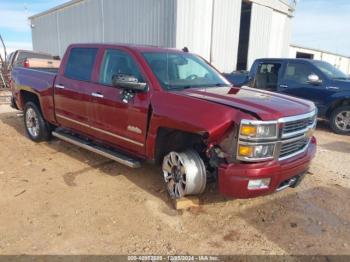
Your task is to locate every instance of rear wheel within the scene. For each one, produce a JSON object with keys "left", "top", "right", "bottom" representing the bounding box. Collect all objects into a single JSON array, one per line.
[
  {"left": 162, "top": 150, "right": 206, "bottom": 199},
  {"left": 24, "top": 102, "right": 51, "bottom": 142},
  {"left": 330, "top": 106, "right": 350, "bottom": 135}
]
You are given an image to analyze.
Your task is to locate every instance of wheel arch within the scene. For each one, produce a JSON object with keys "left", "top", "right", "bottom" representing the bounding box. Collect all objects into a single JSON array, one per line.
[
  {"left": 154, "top": 127, "right": 208, "bottom": 165},
  {"left": 19, "top": 90, "right": 42, "bottom": 112},
  {"left": 326, "top": 98, "right": 350, "bottom": 118}
]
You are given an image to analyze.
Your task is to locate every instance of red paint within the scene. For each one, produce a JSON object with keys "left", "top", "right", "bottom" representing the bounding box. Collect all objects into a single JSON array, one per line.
[
  {"left": 11, "top": 43, "right": 317, "bottom": 199},
  {"left": 218, "top": 137, "right": 317, "bottom": 198},
  {"left": 23, "top": 59, "right": 30, "bottom": 68}
]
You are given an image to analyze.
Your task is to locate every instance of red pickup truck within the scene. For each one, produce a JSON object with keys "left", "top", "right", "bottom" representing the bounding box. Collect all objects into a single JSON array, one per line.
[{"left": 11, "top": 44, "right": 317, "bottom": 199}]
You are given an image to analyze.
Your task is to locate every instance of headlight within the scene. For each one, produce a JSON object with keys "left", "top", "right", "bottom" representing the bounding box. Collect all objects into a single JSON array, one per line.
[
  {"left": 237, "top": 119, "right": 278, "bottom": 162},
  {"left": 240, "top": 121, "right": 277, "bottom": 139},
  {"left": 238, "top": 144, "right": 275, "bottom": 160}
]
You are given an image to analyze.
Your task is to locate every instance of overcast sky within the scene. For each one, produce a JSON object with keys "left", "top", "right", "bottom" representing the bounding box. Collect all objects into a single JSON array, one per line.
[{"left": 0, "top": 0, "right": 349, "bottom": 57}]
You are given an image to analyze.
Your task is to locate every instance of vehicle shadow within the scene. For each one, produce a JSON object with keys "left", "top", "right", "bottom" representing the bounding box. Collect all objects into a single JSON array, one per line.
[
  {"left": 320, "top": 141, "right": 350, "bottom": 153},
  {"left": 316, "top": 119, "right": 332, "bottom": 132},
  {"left": 0, "top": 111, "right": 228, "bottom": 209},
  {"left": 239, "top": 186, "right": 350, "bottom": 255}
]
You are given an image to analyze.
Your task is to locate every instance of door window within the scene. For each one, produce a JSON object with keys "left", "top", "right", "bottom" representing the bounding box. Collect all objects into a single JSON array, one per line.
[
  {"left": 283, "top": 62, "right": 317, "bottom": 84},
  {"left": 99, "top": 49, "right": 144, "bottom": 85},
  {"left": 6, "top": 52, "right": 14, "bottom": 69},
  {"left": 254, "top": 63, "right": 281, "bottom": 91},
  {"left": 64, "top": 48, "right": 98, "bottom": 81}
]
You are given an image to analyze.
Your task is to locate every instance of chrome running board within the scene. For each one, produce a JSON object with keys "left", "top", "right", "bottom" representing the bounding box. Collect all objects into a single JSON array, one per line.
[{"left": 52, "top": 130, "right": 141, "bottom": 168}]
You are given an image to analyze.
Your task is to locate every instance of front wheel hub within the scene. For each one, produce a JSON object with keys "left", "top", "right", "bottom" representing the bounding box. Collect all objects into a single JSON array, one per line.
[
  {"left": 162, "top": 150, "right": 206, "bottom": 199},
  {"left": 25, "top": 107, "right": 40, "bottom": 138},
  {"left": 335, "top": 111, "right": 350, "bottom": 131}
]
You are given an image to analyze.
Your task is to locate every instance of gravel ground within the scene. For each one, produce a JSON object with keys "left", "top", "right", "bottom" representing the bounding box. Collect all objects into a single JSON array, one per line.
[{"left": 0, "top": 104, "right": 349, "bottom": 255}]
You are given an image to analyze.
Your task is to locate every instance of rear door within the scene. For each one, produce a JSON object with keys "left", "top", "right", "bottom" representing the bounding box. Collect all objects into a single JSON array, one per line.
[
  {"left": 87, "top": 48, "right": 150, "bottom": 155},
  {"left": 250, "top": 61, "right": 282, "bottom": 92},
  {"left": 54, "top": 47, "right": 98, "bottom": 136},
  {"left": 278, "top": 61, "right": 334, "bottom": 111}
]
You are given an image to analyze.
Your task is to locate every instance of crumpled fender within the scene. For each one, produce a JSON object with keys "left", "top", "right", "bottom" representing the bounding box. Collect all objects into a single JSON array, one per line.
[{"left": 145, "top": 91, "right": 254, "bottom": 159}]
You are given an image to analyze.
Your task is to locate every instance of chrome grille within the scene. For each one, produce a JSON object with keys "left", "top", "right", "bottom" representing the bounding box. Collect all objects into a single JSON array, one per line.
[
  {"left": 280, "top": 137, "right": 309, "bottom": 159},
  {"left": 283, "top": 116, "right": 315, "bottom": 136},
  {"left": 237, "top": 110, "right": 317, "bottom": 162}
]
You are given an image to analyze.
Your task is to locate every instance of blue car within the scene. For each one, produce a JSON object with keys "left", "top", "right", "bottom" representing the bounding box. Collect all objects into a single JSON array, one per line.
[{"left": 224, "top": 58, "right": 350, "bottom": 135}]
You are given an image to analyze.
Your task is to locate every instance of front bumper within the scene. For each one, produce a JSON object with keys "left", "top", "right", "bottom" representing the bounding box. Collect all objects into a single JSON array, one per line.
[{"left": 218, "top": 136, "right": 317, "bottom": 198}]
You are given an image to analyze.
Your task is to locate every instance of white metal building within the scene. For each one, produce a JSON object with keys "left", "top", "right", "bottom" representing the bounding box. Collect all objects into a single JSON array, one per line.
[
  {"left": 290, "top": 44, "right": 350, "bottom": 74},
  {"left": 29, "top": 0, "right": 295, "bottom": 73}
]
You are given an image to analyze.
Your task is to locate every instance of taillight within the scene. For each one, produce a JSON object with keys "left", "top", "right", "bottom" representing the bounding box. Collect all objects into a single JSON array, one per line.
[{"left": 23, "top": 59, "right": 30, "bottom": 68}]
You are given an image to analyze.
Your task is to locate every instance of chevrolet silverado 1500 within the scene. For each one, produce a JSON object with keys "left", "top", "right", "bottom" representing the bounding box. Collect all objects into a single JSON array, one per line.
[{"left": 11, "top": 44, "right": 317, "bottom": 199}]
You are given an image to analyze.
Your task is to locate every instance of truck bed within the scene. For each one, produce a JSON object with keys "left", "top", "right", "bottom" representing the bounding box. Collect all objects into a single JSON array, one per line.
[{"left": 11, "top": 66, "right": 57, "bottom": 123}]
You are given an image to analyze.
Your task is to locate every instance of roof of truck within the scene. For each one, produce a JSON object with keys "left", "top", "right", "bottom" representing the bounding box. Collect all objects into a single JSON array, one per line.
[
  {"left": 67, "top": 43, "right": 186, "bottom": 53},
  {"left": 255, "top": 58, "right": 326, "bottom": 63}
]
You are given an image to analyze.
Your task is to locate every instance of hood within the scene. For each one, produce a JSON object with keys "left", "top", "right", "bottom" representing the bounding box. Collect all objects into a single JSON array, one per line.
[
  {"left": 330, "top": 79, "right": 350, "bottom": 90},
  {"left": 176, "top": 86, "right": 315, "bottom": 121}
]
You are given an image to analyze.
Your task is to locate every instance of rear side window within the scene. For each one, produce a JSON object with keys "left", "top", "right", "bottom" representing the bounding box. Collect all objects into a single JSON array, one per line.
[
  {"left": 64, "top": 48, "right": 98, "bottom": 81},
  {"left": 253, "top": 62, "right": 281, "bottom": 91}
]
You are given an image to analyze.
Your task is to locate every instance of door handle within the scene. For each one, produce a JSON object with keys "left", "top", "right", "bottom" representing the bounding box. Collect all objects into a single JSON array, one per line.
[
  {"left": 91, "top": 92, "right": 104, "bottom": 98},
  {"left": 279, "top": 84, "right": 288, "bottom": 89},
  {"left": 55, "top": 84, "right": 65, "bottom": 89}
]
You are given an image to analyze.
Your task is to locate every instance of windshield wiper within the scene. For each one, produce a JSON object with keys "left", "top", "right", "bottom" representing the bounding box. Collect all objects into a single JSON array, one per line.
[
  {"left": 206, "top": 83, "right": 230, "bottom": 87},
  {"left": 167, "top": 85, "right": 194, "bottom": 91},
  {"left": 182, "top": 85, "right": 195, "bottom": 89},
  {"left": 169, "top": 83, "right": 229, "bottom": 91}
]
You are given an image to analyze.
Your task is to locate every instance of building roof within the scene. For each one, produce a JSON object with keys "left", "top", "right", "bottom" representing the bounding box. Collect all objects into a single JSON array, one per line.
[
  {"left": 30, "top": 0, "right": 296, "bottom": 20},
  {"left": 290, "top": 44, "right": 350, "bottom": 59},
  {"left": 29, "top": 0, "right": 83, "bottom": 20}
]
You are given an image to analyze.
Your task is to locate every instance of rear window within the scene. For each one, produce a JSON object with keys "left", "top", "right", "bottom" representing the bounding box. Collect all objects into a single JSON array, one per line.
[
  {"left": 15, "top": 52, "right": 53, "bottom": 67},
  {"left": 20, "top": 52, "right": 53, "bottom": 60},
  {"left": 64, "top": 48, "right": 98, "bottom": 81}
]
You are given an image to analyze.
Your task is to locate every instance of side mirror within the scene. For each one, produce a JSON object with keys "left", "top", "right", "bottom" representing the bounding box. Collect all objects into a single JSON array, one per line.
[
  {"left": 307, "top": 74, "right": 322, "bottom": 85},
  {"left": 112, "top": 74, "right": 147, "bottom": 92}
]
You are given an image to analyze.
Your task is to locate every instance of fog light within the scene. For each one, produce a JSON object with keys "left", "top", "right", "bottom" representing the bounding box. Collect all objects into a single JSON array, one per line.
[{"left": 248, "top": 178, "right": 271, "bottom": 190}]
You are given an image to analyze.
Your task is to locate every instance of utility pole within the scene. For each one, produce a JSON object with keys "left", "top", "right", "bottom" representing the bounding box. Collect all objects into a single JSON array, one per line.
[{"left": 0, "top": 34, "right": 8, "bottom": 88}]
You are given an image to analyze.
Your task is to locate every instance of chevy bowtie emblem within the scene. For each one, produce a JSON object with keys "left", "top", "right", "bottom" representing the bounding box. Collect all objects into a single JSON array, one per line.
[{"left": 305, "top": 128, "right": 314, "bottom": 139}]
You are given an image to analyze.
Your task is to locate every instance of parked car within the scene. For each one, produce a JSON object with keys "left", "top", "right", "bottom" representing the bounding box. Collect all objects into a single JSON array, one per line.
[
  {"left": 6, "top": 50, "right": 56, "bottom": 70},
  {"left": 224, "top": 58, "right": 350, "bottom": 135},
  {"left": 222, "top": 70, "right": 249, "bottom": 87},
  {"left": 11, "top": 44, "right": 317, "bottom": 199}
]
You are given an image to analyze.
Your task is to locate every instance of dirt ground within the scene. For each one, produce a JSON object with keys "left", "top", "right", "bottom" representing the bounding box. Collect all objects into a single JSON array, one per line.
[{"left": 0, "top": 104, "right": 349, "bottom": 255}]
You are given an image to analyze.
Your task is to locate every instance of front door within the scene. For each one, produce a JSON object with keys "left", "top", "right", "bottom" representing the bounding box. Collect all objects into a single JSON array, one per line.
[
  {"left": 278, "top": 61, "right": 335, "bottom": 113},
  {"left": 88, "top": 48, "right": 150, "bottom": 155}
]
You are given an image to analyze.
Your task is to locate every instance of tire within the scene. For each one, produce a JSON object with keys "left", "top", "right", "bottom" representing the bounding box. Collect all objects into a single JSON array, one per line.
[
  {"left": 24, "top": 102, "right": 51, "bottom": 142},
  {"left": 162, "top": 150, "right": 207, "bottom": 199},
  {"left": 329, "top": 106, "right": 350, "bottom": 135}
]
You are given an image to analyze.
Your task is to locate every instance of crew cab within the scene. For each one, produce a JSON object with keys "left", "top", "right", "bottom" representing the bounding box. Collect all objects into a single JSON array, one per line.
[
  {"left": 11, "top": 44, "right": 317, "bottom": 199},
  {"left": 224, "top": 59, "right": 350, "bottom": 135}
]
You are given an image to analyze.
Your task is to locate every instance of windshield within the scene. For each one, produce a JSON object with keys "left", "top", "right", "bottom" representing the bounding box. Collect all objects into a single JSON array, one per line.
[
  {"left": 143, "top": 52, "right": 231, "bottom": 90},
  {"left": 313, "top": 60, "right": 348, "bottom": 80}
]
